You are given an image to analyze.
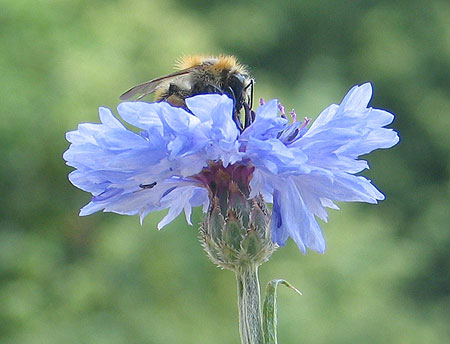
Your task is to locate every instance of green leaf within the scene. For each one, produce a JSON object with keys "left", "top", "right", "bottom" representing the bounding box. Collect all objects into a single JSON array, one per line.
[{"left": 263, "top": 279, "right": 302, "bottom": 344}]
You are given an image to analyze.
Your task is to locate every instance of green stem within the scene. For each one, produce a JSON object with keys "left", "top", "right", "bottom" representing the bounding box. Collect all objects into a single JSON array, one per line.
[{"left": 235, "top": 264, "right": 264, "bottom": 344}]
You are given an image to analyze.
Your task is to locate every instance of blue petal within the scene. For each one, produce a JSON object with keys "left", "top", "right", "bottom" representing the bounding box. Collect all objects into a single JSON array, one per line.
[
  {"left": 270, "top": 179, "right": 326, "bottom": 254},
  {"left": 157, "top": 185, "right": 203, "bottom": 229},
  {"left": 246, "top": 137, "right": 307, "bottom": 174},
  {"left": 340, "top": 82, "right": 372, "bottom": 111},
  {"left": 185, "top": 94, "right": 231, "bottom": 123},
  {"left": 117, "top": 101, "right": 164, "bottom": 133},
  {"left": 241, "top": 100, "right": 287, "bottom": 141},
  {"left": 64, "top": 101, "right": 212, "bottom": 223},
  {"left": 186, "top": 94, "right": 242, "bottom": 166},
  {"left": 98, "top": 107, "right": 125, "bottom": 129}
]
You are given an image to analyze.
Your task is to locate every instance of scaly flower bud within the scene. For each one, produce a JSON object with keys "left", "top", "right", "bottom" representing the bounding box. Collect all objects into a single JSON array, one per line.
[{"left": 196, "top": 162, "right": 276, "bottom": 270}]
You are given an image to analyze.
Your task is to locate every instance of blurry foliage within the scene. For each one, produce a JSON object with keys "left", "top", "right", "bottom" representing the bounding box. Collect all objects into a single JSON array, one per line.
[{"left": 0, "top": 0, "right": 449, "bottom": 343}]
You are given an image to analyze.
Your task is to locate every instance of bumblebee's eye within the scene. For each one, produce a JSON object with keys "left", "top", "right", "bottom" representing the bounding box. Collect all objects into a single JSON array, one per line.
[{"left": 227, "top": 74, "right": 246, "bottom": 109}]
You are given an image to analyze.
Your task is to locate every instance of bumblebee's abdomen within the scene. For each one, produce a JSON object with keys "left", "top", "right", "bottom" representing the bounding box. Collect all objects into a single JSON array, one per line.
[{"left": 154, "top": 83, "right": 191, "bottom": 108}]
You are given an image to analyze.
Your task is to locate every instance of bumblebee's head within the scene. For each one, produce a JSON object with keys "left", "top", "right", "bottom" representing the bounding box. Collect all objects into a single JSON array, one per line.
[
  {"left": 222, "top": 72, "right": 253, "bottom": 131},
  {"left": 226, "top": 72, "right": 254, "bottom": 116}
]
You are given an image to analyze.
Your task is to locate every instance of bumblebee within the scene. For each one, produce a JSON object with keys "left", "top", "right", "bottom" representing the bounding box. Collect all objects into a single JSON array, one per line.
[{"left": 120, "top": 55, "right": 254, "bottom": 130}]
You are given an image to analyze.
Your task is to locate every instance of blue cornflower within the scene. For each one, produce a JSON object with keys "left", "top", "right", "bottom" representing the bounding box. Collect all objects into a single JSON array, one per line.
[{"left": 64, "top": 82, "right": 399, "bottom": 253}]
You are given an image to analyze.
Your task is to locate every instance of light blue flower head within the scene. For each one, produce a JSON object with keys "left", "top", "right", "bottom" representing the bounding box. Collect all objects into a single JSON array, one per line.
[{"left": 64, "top": 82, "right": 399, "bottom": 254}]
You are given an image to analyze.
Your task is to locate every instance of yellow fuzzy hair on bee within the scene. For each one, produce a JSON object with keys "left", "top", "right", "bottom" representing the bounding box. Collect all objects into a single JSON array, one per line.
[{"left": 175, "top": 55, "right": 248, "bottom": 75}]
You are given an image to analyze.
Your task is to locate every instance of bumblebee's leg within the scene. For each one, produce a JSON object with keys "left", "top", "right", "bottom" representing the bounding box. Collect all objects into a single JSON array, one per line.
[
  {"left": 168, "top": 83, "right": 180, "bottom": 95},
  {"left": 226, "top": 86, "right": 237, "bottom": 107},
  {"left": 226, "top": 86, "right": 244, "bottom": 131},
  {"left": 244, "top": 79, "right": 254, "bottom": 110},
  {"left": 243, "top": 102, "right": 254, "bottom": 128}
]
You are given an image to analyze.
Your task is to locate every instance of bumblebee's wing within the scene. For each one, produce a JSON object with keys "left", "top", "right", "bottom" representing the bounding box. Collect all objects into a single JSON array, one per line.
[{"left": 119, "top": 67, "right": 198, "bottom": 100}]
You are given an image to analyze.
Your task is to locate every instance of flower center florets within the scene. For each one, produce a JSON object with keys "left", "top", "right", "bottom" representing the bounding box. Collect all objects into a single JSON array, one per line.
[
  {"left": 194, "top": 161, "right": 254, "bottom": 199},
  {"left": 277, "top": 116, "right": 310, "bottom": 144},
  {"left": 260, "top": 97, "right": 311, "bottom": 144}
]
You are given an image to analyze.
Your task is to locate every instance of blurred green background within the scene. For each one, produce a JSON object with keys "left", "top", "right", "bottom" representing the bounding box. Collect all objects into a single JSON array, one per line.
[{"left": 1, "top": 0, "right": 449, "bottom": 343}]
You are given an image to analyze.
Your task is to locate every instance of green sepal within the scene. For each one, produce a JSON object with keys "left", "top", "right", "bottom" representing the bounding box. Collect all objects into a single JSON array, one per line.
[
  {"left": 221, "top": 244, "right": 239, "bottom": 264},
  {"left": 203, "top": 235, "right": 222, "bottom": 264},
  {"left": 263, "top": 279, "right": 302, "bottom": 344},
  {"left": 209, "top": 204, "right": 225, "bottom": 242},
  {"left": 249, "top": 198, "right": 270, "bottom": 239},
  {"left": 241, "top": 230, "right": 262, "bottom": 258},
  {"left": 223, "top": 211, "right": 246, "bottom": 250},
  {"left": 228, "top": 183, "right": 250, "bottom": 227}
]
